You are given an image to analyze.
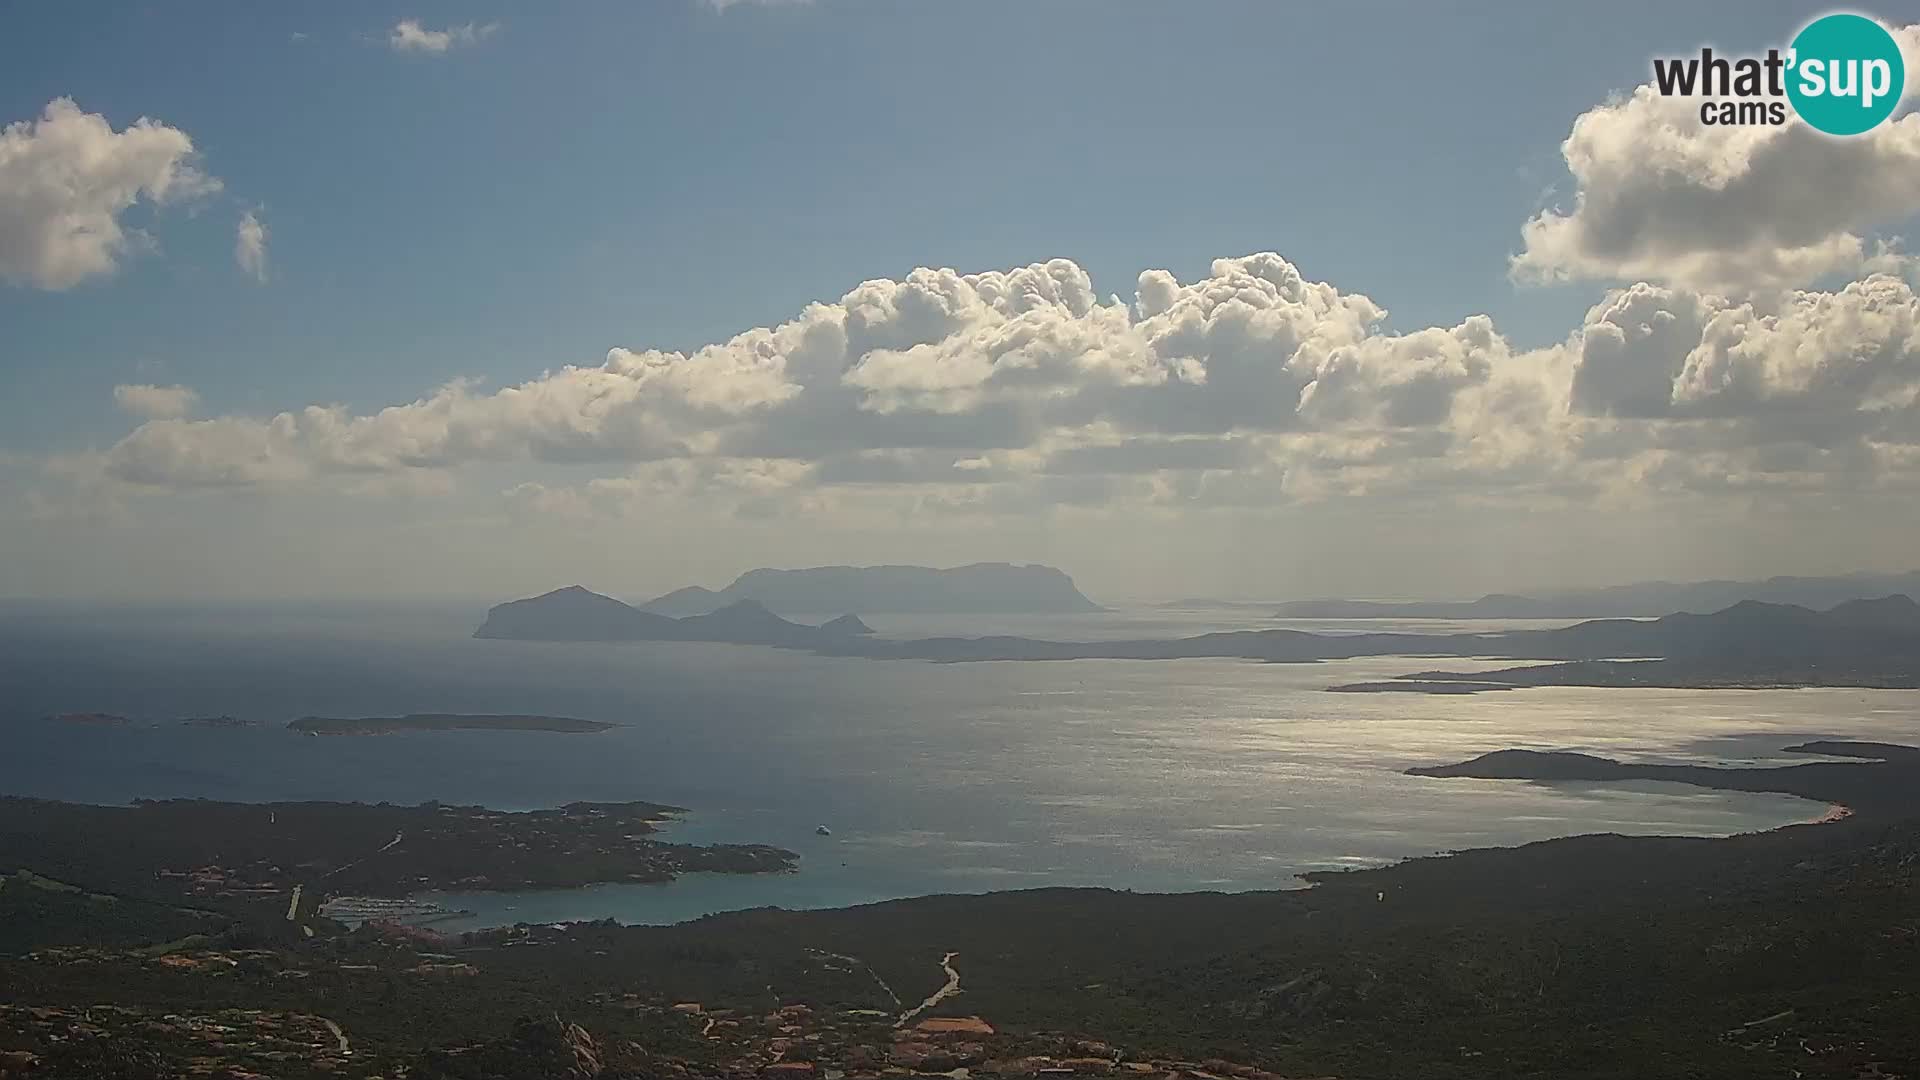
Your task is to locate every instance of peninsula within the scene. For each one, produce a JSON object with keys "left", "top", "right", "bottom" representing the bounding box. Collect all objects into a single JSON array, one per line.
[
  {"left": 0, "top": 795, "right": 795, "bottom": 908},
  {"left": 1405, "top": 740, "right": 1920, "bottom": 819}
]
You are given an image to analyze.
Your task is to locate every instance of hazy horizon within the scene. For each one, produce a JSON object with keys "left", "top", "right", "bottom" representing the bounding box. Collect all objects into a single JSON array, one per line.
[{"left": 7, "top": 560, "right": 1920, "bottom": 615}]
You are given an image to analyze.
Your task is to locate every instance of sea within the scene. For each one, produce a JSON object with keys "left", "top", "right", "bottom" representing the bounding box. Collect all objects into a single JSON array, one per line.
[{"left": 3, "top": 604, "right": 1915, "bottom": 929}]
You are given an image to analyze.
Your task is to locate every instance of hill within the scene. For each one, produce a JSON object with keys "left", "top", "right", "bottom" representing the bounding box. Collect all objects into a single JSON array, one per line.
[
  {"left": 1273, "top": 570, "right": 1920, "bottom": 619},
  {"left": 472, "top": 585, "right": 680, "bottom": 641}
]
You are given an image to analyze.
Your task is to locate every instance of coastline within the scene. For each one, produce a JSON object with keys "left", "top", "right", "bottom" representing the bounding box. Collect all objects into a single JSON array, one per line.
[{"left": 8, "top": 739, "right": 1918, "bottom": 1077}]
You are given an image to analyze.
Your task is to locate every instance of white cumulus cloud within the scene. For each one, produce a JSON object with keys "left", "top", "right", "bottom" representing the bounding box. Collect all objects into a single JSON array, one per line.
[
  {"left": 1513, "top": 24, "right": 1920, "bottom": 294},
  {"left": 388, "top": 19, "right": 499, "bottom": 53},
  {"left": 0, "top": 98, "right": 220, "bottom": 290},
  {"left": 38, "top": 26, "right": 1920, "bottom": 529},
  {"left": 80, "top": 253, "right": 1551, "bottom": 504},
  {"left": 76, "top": 248, "right": 1920, "bottom": 519},
  {"left": 1567, "top": 275, "right": 1920, "bottom": 422}
]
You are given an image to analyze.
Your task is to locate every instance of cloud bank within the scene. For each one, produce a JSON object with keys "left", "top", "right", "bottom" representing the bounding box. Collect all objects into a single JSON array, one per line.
[{"left": 76, "top": 250, "right": 1920, "bottom": 522}]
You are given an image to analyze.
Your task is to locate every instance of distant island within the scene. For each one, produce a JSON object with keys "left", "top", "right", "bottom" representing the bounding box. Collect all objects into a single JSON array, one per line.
[
  {"left": 475, "top": 588, "right": 877, "bottom": 645},
  {"left": 288, "top": 713, "right": 615, "bottom": 735},
  {"left": 476, "top": 588, "right": 1920, "bottom": 690},
  {"left": 180, "top": 715, "right": 259, "bottom": 728},
  {"left": 1325, "top": 680, "right": 1515, "bottom": 695},
  {"left": 44, "top": 712, "right": 133, "bottom": 726},
  {"left": 638, "top": 562, "right": 1102, "bottom": 616},
  {"left": 1273, "top": 569, "right": 1920, "bottom": 619}
]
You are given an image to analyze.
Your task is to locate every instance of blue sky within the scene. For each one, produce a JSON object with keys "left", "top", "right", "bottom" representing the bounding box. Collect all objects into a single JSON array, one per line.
[
  {"left": 4, "top": 2, "right": 1920, "bottom": 602},
  {"left": 1, "top": 0, "right": 1830, "bottom": 450}
]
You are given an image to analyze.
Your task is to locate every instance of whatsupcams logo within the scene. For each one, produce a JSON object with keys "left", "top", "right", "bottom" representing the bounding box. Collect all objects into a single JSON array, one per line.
[{"left": 1652, "top": 12, "right": 1906, "bottom": 135}]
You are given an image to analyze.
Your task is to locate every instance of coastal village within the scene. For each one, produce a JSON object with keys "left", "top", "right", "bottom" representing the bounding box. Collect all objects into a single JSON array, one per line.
[
  {"left": 402, "top": 999, "right": 1341, "bottom": 1080},
  {"left": 0, "top": 876, "right": 1343, "bottom": 1080}
]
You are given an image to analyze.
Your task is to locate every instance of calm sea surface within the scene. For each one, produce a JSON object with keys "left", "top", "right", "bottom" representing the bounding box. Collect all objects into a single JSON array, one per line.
[{"left": 3, "top": 605, "right": 1914, "bottom": 927}]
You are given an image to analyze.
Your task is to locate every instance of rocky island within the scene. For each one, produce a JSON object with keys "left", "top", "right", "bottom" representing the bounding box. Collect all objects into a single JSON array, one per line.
[
  {"left": 43, "top": 712, "right": 133, "bottom": 726},
  {"left": 474, "top": 588, "right": 873, "bottom": 646},
  {"left": 638, "top": 562, "right": 1104, "bottom": 616}
]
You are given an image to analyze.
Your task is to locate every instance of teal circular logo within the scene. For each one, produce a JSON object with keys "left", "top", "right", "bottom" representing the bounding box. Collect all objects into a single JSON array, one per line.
[{"left": 1787, "top": 13, "right": 1905, "bottom": 135}]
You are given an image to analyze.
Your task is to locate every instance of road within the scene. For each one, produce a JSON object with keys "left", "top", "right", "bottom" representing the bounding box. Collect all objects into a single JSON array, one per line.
[
  {"left": 895, "top": 952, "right": 961, "bottom": 1027},
  {"left": 321, "top": 1017, "right": 350, "bottom": 1055},
  {"left": 807, "top": 948, "right": 903, "bottom": 1008}
]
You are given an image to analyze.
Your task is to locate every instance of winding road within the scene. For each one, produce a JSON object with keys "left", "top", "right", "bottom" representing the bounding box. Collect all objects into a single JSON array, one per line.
[{"left": 895, "top": 952, "right": 961, "bottom": 1027}]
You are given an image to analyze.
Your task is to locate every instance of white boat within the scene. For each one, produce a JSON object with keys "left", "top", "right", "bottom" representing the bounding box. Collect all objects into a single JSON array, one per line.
[{"left": 815, "top": 825, "right": 831, "bottom": 836}]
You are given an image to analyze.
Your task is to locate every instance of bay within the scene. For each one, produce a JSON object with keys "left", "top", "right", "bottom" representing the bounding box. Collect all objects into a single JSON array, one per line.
[{"left": 3, "top": 605, "right": 1910, "bottom": 928}]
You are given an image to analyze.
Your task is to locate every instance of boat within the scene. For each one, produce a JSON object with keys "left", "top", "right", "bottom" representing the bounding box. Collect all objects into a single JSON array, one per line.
[{"left": 815, "top": 825, "right": 831, "bottom": 836}]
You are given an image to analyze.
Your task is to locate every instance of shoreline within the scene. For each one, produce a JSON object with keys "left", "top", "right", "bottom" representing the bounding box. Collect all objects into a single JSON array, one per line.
[
  {"left": 3, "top": 735, "right": 1896, "bottom": 932},
  {"left": 9, "top": 740, "right": 1919, "bottom": 1076}
]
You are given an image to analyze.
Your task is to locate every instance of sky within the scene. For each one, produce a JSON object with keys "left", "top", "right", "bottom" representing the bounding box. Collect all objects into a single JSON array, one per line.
[{"left": 4, "top": 1, "right": 1920, "bottom": 605}]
